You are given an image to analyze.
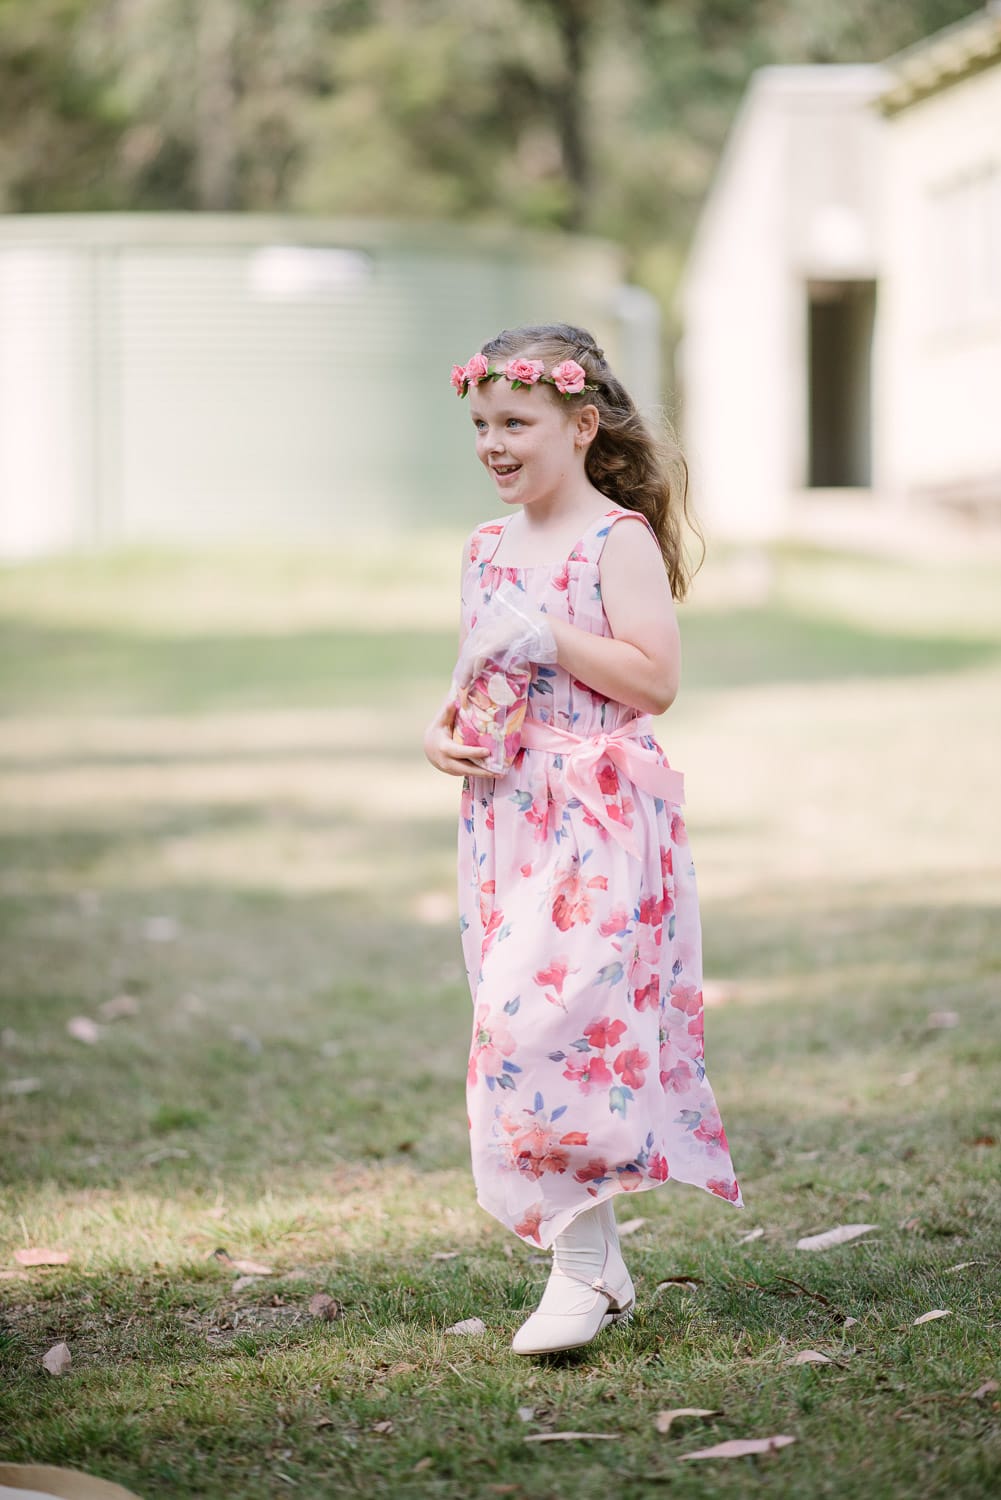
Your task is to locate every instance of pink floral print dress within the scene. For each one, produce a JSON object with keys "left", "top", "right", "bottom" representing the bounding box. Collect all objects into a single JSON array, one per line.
[{"left": 457, "top": 507, "right": 744, "bottom": 1248}]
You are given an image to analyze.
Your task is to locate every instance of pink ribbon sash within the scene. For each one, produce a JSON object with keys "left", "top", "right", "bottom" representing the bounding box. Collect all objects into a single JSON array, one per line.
[{"left": 519, "top": 714, "right": 684, "bottom": 859}]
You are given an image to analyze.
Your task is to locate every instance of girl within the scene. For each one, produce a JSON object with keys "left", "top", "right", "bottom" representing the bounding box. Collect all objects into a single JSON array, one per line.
[{"left": 423, "top": 323, "right": 743, "bottom": 1356}]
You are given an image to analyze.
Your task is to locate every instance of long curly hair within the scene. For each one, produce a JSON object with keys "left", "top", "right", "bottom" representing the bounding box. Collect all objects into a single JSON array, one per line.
[{"left": 478, "top": 322, "right": 703, "bottom": 600}]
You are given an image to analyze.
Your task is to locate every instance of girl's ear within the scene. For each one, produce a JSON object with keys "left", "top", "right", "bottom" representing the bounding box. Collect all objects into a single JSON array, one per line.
[{"left": 574, "top": 403, "right": 600, "bottom": 447}]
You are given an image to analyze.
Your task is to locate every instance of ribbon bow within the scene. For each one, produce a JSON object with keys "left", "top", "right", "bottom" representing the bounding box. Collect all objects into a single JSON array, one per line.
[{"left": 519, "top": 715, "right": 685, "bottom": 859}]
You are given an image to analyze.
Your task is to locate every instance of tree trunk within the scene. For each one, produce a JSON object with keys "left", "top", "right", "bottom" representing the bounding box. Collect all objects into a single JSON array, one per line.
[
  {"left": 195, "top": 0, "right": 238, "bottom": 210},
  {"left": 550, "top": 0, "right": 591, "bottom": 232}
]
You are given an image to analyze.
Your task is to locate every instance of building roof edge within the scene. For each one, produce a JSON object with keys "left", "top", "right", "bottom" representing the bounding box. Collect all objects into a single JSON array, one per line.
[{"left": 879, "top": 5, "right": 1001, "bottom": 115}]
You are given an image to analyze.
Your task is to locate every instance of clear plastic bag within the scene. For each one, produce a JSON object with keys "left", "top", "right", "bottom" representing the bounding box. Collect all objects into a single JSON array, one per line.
[{"left": 450, "top": 580, "right": 558, "bottom": 775}]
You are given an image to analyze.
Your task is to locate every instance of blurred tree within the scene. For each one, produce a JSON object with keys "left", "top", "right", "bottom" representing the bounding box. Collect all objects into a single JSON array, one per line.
[
  {"left": 0, "top": 0, "right": 981, "bottom": 312},
  {"left": 0, "top": 0, "right": 124, "bottom": 210}
]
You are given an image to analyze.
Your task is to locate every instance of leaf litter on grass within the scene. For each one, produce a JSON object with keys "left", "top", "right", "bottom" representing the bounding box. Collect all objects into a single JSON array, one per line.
[{"left": 3, "top": 538, "right": 1000, "bottom": 1498}]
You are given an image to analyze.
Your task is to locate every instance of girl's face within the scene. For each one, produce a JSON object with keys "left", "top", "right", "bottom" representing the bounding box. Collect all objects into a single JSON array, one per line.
[{"left": 468, "top": 374, "right": 581, "bottom": 508}]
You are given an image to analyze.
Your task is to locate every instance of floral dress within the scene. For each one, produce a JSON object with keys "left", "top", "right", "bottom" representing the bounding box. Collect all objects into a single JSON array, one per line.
[{"left": 457, "top": 506, "right": 744, "bottom": 1248}]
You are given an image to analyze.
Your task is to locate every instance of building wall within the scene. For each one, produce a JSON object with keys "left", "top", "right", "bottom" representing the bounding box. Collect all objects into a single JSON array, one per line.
[
  {"left": 876, "top": 63, "right": 1001, "bottom": 507},
  {"left": 679, "top": 69, "right": 885, "bottom": 542},
  {"left": 0, "top": 216, "right": 650, "bottom": 556},
  {"left": 680, "top": 80, "right": 790, "bottom": 542}
]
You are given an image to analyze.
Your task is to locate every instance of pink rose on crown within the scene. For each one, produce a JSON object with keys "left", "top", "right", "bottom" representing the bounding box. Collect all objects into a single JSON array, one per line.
[
  {"left": 550, "top": 358, "right": 587, "bottom": 395},
  {"left": 450, "top": 363, "right": 467, "bottom": 393},
  {"left": 464, "top": 352, "right": 490, "bottom": 384},
  {"left": 504, "top": 358, "right": 544, "bottom": 387}
]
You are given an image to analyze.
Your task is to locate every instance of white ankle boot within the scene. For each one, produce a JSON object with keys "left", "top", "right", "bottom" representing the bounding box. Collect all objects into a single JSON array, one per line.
[{"left": 510, "top": 1197, "right": 635, "bottom": 1355}]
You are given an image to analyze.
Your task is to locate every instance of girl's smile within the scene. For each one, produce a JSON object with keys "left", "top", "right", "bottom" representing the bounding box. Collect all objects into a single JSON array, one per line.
[{"left": 469, "top": 378, "right": 580, "bottom": 509}]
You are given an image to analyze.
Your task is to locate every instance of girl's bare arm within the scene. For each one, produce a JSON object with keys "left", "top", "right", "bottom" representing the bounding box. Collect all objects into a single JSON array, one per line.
[{"left": 546, "top": 518, "right": 680, "bottom": 717}]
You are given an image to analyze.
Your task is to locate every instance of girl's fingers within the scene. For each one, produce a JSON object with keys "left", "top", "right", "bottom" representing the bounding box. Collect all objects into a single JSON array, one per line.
[
  {"left": 444, "top": 749, "right": 494, "bottom": 777},
  {"left": 443, "top": 735, "right": 490, "bottom": 760}
]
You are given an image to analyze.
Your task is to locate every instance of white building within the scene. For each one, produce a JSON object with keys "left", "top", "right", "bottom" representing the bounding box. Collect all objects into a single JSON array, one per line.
[{"left": 679, "top": 5, "right": 1001, "bottom": 542}]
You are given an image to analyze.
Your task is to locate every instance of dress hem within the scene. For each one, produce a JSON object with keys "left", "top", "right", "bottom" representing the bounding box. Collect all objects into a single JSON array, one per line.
[{"left": 478, "top": 1170, "right": 745, "bottom": 1252}]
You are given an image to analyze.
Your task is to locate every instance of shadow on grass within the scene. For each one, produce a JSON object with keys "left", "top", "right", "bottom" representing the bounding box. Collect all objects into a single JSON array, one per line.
[
  {"left": 1, "top": 877, "right": 997, "bottom": 1199},
  {"left": 0, "top": 798, "right": 465, "bottom": 879},
  {"left": 1, "top": 607, "right": 998, "bottom": 715}
]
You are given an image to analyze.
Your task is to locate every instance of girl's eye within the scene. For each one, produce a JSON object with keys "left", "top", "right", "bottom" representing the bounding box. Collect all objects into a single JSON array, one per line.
[{"left": 506, "top": 418, "right": 523, "bottom": 428}]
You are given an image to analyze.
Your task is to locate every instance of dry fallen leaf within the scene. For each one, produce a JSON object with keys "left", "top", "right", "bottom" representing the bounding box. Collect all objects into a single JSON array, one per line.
[
  {"left": 2, "top": 1077, "right": 41, "bottom": 1095},
  {"left": 144, "top": 915, "right": 178, "bottom": 942},
  {"left": 680, "top": 1434, "right": 796, "bottom": 1461},
  {"left": 14, "top": 1248, "right": 70, "bottom": 1267},
  {"left": 971, "top": 1380, "right": 999, "bottom": 1401},
  {"left": 141, "top": 1146, "right": 190, "bottom": 1166},
  {"left": 98, "top": 993, "right": 140, "bottom": 1020},
  {"left": 371, "top": 1420, "right": 394, "bottom": 1434},
  {"left": 444, "top": 1317, "right": 486, "bottom": 1335},
  {"left": 945, "top": 1260, "right": 989, "bottom": 1273},
  {"left": 655, "top": 1275, "right": 703, "bottom": 1292},
  {"left": 42, "top": 1341, "right": 72, "bottom": 1375},
  {"left": 413, "top": 1457, "right": 433, "bottom": 1472},
  {"left": 66, "top": 1016, "right": 101, "bottom": 1044},
  {"left": 796, "top": 1224, "right": 877, "bottom": 1251},
  {"left": 308, "top": 1293, "right": 341, "bottom": 1321},
  {"left": 655, "top": 1408, "right": 721, "bottom": 1435},
  {"left": 232, "top": 1275, "right": 259, "bottom": 1292},
  {"left": 517, "top": 1407, "right": 535, "bottom": 1422},
  {"left": 787, "top": 1350, "right": 832, "bottom": 1365},
  {"left": 844, "top": 1316, "right": 859, "bottom": 1328},
  {"left": 913, "top": 1310, "right": 951, "bottom": 1325},
  {"left": 430, "top": 1251, "right": 461, "bottom": 1261},
  {"left": 926, "top": 1010, "right": 959, "bottom": 1029},
  {"left": 415, "top": 891, "right": 454, "bottom": 925},
  {"left": 211, "top": 1248, "right": 274, "bottom": 1275},
  {"left": 702, "top": 979, "right": 737, "bottom": 1006},
  {"left": 228, "top": 1025, "right": 262, "bottom": 1055},
  {"left": 523, "top": 1432, "right": 620, "bottom": 1443},
  {"left": 617, "top": 1217, "right": 647, "bottom": 1237},
  {"left": 737, "top": 1227, "right": 764, "bottom": 1244}
]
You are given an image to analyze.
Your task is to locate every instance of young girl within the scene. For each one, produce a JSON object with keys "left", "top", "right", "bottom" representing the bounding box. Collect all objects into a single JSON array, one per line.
[{"left": 423, "top": 323, "right": 743, "bottom": 1356}]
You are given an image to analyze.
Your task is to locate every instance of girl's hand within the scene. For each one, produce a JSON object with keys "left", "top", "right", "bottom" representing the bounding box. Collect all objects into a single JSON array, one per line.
[{"left": 423, "top": 697, "right": 495, "bottom": 778}]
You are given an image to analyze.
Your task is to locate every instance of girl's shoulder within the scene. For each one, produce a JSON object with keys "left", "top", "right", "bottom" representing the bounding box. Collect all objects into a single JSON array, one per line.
[{"left": 577, "top": 505, "right": 660, "bottom": 564}]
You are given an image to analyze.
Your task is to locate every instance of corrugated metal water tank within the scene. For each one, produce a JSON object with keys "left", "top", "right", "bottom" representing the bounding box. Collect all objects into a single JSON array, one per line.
[{"left": 0, "top": 215, "right": 656, "bottom": 555}]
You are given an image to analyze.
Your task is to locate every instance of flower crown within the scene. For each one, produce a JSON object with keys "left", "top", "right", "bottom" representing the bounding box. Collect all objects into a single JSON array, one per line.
[{"left": 450, "top": 352, "right": 598, "bottom": 400}]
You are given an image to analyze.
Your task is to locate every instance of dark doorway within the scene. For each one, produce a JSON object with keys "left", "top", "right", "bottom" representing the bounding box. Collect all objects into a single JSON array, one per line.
[{"left": 807, "top": 280, "right": 875, "bottom": 487}]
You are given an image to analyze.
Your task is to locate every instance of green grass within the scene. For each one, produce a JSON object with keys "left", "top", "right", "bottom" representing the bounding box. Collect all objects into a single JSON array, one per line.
[{"left": 1, "top": 536, "right": 999, "bottom": 1499}]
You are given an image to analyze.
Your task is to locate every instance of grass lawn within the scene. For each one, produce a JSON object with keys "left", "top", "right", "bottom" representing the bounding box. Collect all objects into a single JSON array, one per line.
[{"left": 0, "top": 535, "right": 999, "bottom": 1499}]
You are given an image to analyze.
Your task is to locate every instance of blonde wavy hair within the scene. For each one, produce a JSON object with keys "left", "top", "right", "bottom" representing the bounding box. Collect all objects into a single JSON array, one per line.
[{"left": 478, "top": 322, "right": 703, "bottom": 600}]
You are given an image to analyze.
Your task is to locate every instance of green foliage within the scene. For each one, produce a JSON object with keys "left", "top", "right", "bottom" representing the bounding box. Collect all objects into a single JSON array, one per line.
[
  {"left": 0, "top": 1, "right": 983, "bottom": 335},
  {"left": 1, "top": 1, "right": 979, "bottom": 221}
]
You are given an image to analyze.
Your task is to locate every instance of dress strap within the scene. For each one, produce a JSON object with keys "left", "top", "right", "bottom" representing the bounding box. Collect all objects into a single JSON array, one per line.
[
  {"left": 573, "top": 507, "right": 658, "bottom": 564},
  {"left": 468, "top": 517, "right": 510, "bottom": 567}
]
